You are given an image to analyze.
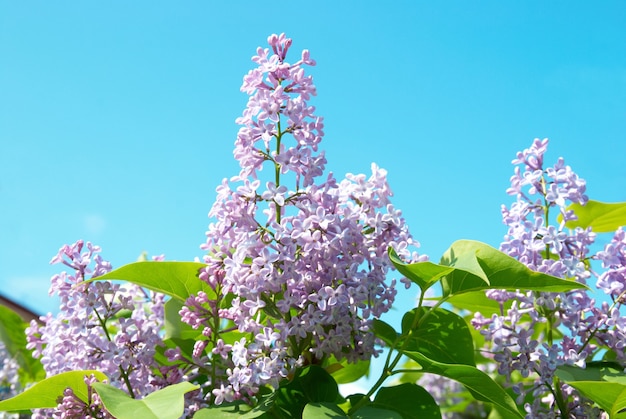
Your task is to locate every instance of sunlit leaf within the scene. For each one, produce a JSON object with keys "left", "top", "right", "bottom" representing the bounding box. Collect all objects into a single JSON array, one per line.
[
  {"left": 402, "top": 307, "right": 475, "bottom": 366},
  {"left": 404, "top": 352, "right": 522, "bottom": 418},
  {"left": 326, "top": 355, "right": 370, "bottom": 384},
  {"left": 556, "top": 363, "right": 626, "bottom": 417},
  {"left": 445, "top": 290, "right": 511, "bottom": 316},
  {"left": 93, "top": 381, "right": 199, "bottom": 419},
  {"left": 351, "top": 406, "right": 403, "bottom": 418},
  {"left": 193, "top": 401, "right": 265, "bottom": 419},
  {"left": 302, "top": 402, "right": 347, "bottom": 418},
  {"left": 439, "top": 240, "right": 586, "bottom": 296},
  {"left": 373, "top": 383, "right": 441, "bottom": 419},
  {"left": 0, "top": 370, "right": 107, "bottom": 411},
  {"left": 560, "top": 200, "right": 626, "bottom": 232},
  {"left": 558, "top": 382, "right": 626, "bottom": 418},
  {"left": 372, "top": 319, "right": 399, "bottom": 347},
  {"left": 388, "top": 248, "right": 453, "bottom": 293},
  {"left": 87, "top": 261, "right": 211, "bottom": 302},
  {"left": 164, "top": 298, "right": 202, "bottom": 341}
]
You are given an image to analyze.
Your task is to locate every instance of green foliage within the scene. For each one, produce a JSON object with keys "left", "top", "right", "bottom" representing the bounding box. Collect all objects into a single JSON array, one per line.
[
  {"left": 4, "top": 237, "right": 611, "bottom": 417},
  {"left": 439, "top": 240, "right": 587, "bottom": 296},
  {"left": 403, "top": 352, "right": 522, "bottom": 418},
  {"left": 326, "top": 355, "right": 370, "bottom": 384},
  {"left": 371, "top": 383, "right": 440, "bottom": 419},
  {"left": 445, "top": 290, "right": 510, "bottom": 317},
  {"left": 371, "top": 319, "right": 399, "bottom": 347},
  {"left": 195, "top": 366, "right": 342, "bottom": 418},
  {"left": 556, "top": 363, "right": 626, "bottom": 417},
  {"left": 390, "top": 240, "right": 586, "bottom": 299},
  {"left": 350, "top": 406, "right": 402, "bottom": 418},
  {"left": 0, "top": 370, "right": 107, "bottom": 411},
  {"left": 388, "top": 249, "right": 452, "bottom": 294},
  {"left": 92, "top": 381, "right": 199, "bottom": 419},
  {"left": 302, "top": 402, "right": 348, "bottom": 418},
  {"left": 164, "top": 298, "right": 202, "bottom": 341},
  {"left": 0, "top": 305, "right": 44, "bottom": 386},
  {"left": 402, "top": 307, "right": 475, "bottom": 366},
  {"left": 88, "top": 261, "right": 211, "bottom": 302},
  {"left": 560, "top": 200, "right": 626, "bottom": 232},
  {"left": 193, "top": 401, "right": 266, "bottom": 419}
]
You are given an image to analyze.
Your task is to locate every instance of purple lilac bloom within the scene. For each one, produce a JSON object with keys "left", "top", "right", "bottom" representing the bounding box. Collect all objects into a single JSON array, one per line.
[
  {"left": 0, "top": 342, "right": 21, "bottom": 419},
  {"left": 26, "top": 240, "right": 177, "bottom": 415},
  {"left": 31, "top": 375, "right": 113, "bottom": 419},
  {"left": 472, "top": 138, "right": 623, "bottom": 418},
  {"left": 181, "top": 33, "right": 422, "bottom": 404}
]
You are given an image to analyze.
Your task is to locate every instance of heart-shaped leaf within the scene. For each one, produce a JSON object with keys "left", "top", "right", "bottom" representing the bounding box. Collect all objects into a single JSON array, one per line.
[
  {"left": 87, "top": 261, "right": 212, "bottom": 302},
  {"left": 404, "top": 351, "right": 522, "bottom": 418},
  {"left": 559, "top": 200, "right": 626, "bottom": 232},
  {"left": 93, "top": 381, "right": 199, "bottom": 419},
  {"left": 0, "top": 370, "right": 107, "bottom": 411}
]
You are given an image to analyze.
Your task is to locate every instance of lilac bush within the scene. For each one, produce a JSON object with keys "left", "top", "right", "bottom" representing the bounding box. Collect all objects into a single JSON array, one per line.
[
  {"left": 10, "top": 33, "right": 421, "bottom": 415},
  {"left": 1, "top": 35, "right": 625, "bottom": 419}
]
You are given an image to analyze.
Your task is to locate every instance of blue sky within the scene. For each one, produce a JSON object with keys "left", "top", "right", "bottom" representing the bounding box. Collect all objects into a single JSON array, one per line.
[{"left": 1, "top": 2, "right": 625, "bottom": 319}]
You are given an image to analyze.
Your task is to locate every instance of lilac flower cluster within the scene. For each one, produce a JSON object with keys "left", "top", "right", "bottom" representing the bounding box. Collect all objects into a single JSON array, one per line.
[
  {"left": 50, "top": 375, "right": 113, "bottom": 419},
  {"left": 471, "top": 138, "right": 626, "bottom": 418},
  {"left": 26, "top": 240, "right": 174, "bottom": 416},
  {"left": 176, "top": 33, "right": 419, "bottom": 404},
  {"left": 0, "top": 342, "right": 21, "bottom": 419}
]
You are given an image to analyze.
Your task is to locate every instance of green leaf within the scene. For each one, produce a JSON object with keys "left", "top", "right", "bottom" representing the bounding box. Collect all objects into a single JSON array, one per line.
[
  {"left": 87, "top": 261, "right": 211, "bottom": 302},
  {"left": 303, "top": 402, "right": 348, "bottom": 418},
  {"left": 559, "top": 382, "right": 626, "bottom": 418},
  {"left": 404, "top": 352, "right": 523, "bottom": 418},
  {"left": 351, "top": 406, "right": 403, "bottom": 418},
  {"left": 327, "top": 356, "right": 370, "bottom": 384},
  {"left": 0, "top": 305, "right": 44, "bottom": 385},
  {"left": 0, "top": 370, "right": 107, "bottom": 411},
  {"left": 560, "top": 200, "right": 626, "bottom": 232},
  {"left": 298, "top": 365, "right": 340, "bottom": 404},
  {"left": 0, "top": 306, "right": 28, "bottom": 360},
  {"left": 164, "top": 298, "right": 203, "bottom": 341},
  {"left": 401, "top": 307, "right": 475, "bottom": 366},
  {"left": 193, "top": 401, "right": 266, "bottom": 419},
  {"left": 556, "top": 362, "right": 626, "bottom": 383},
  {"left": 372, "top": 383, "right": 441, "bottom": 419},
  {"left": 445, "top": 290, "right": 511, "bottom": 316},
  {"left": 372, "top": 319, "right": 399, "bottom": 347},
  {"left": 556, "top": 363, "right": 626, "bottom": 417},
  {"left": 439, "top": 240, "right": 587, "bottom": 296},
  {"left": 273, "top": 366, "right": 340, "bottom": 418},
  {"left": 388, "top": 248, "right": 453, "bottom": 293},
  {"left": 92, "top": 381, "right": 199, "bottom": 419}
]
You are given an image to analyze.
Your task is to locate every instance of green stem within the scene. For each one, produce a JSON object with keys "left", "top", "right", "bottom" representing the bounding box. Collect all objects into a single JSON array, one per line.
[
  {"left": 349, "top": 292, "right": 439, "bottom": 414},
  {"left": 274, "top": 119, "right": 283, "bottom": 225},
  {"left": 578, "top": 290, "right": 626, "bottom": 355},
  {"left": 553, "top": 377, "right": 569, "bottom": 419},
  {"left": 94, "top": 308, "right": 136, "bottom": 399}
]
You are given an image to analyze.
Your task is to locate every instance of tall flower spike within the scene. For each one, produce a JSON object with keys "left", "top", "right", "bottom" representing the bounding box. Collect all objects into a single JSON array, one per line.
[
  {"left": 26, "top": 241, "right": 174, "bottom": 415},
  {"left": 469, "top": 138, "right": 625, "bottom": 418},
  {"left": 190, "top": 33, "right": 422, "bottom": 404}
]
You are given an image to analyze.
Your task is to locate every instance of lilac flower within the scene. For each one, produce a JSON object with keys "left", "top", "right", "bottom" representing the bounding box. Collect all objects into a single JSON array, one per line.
[
  {"left": 26, "top": 241, "right": 178, "bottom": 415},
  {"left": 0, "top": 342, "right": 20, "bottom": 406},
  {"left": 471, "top": 138, "right": 625, "bottom": 417},
  {"left": 31, "top": 375, "right": 113, "bottom": 419},
  {"left": 176, "top": 33, "right": 423, "bottom": 405}
]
